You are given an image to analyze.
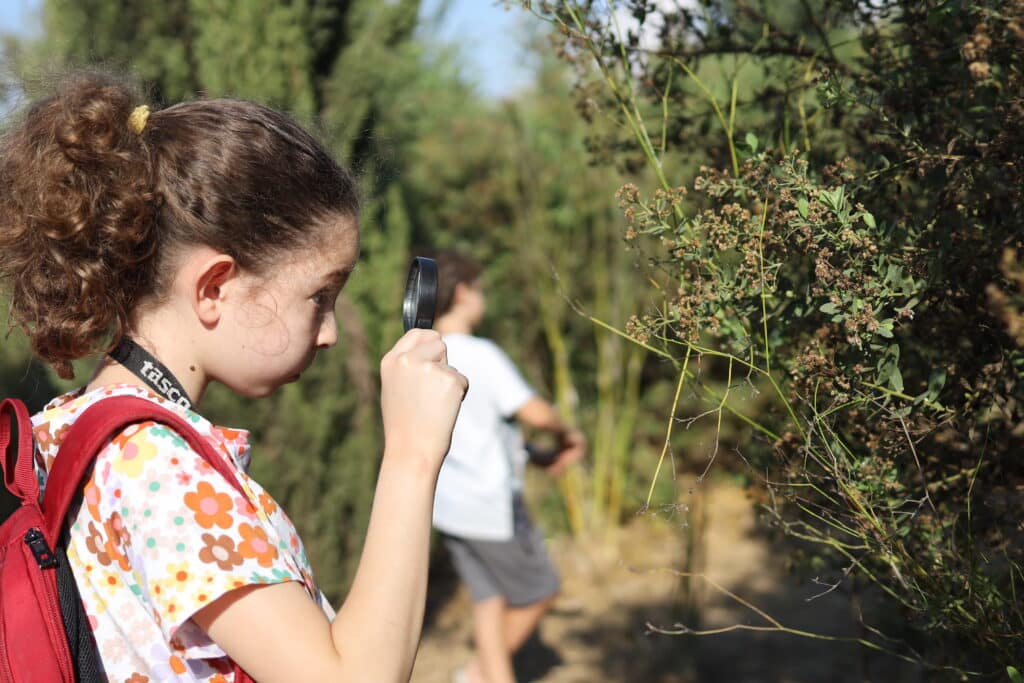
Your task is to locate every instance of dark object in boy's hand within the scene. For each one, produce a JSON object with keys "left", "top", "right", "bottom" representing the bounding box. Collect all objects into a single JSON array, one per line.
[{"left": 525, "top": 443, "right": 559, "bottom": 467}]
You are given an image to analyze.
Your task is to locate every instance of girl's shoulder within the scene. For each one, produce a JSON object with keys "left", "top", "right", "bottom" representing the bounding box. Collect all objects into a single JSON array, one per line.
[{"left": 31, "top": 383, "right": 251, "bottom": 477}]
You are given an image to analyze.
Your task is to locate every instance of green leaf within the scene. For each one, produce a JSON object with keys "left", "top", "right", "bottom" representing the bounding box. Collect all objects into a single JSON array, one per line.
[
  {"left": 819, "top": 302, "right": 840, "bottom": 314},
  {"left": 1008, "top": 666, "right": 1023, "bottom": 683},
  {"left": 819, "top": 189, "right": 834, "bottom": 211},
  {"left": 820, "top": 187, "right": 846, "bottom": 212},
  {"left": 926, "top": 367, "right": 947, "bottom": 398},
  {"left": 745, "top": 132, "right": 759, "bottom": 153},
  {"left": 889, "top": 365, "right": 904, "bottom": 393},
  {"left": 862, "top": 212, "right": 876, "bottom": 228},
  {"left": 797, "top": 196, "right": 809, "bottom": 219}
]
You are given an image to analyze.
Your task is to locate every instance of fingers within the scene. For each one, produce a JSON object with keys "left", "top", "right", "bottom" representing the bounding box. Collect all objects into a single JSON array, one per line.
[
  {"left": 379, "top": 330, "right": 468, "bottom": 466},
  {"left": 548, "top": 451, "right": 577, "bottom": 476},
  {"left": 546, "top": 436, "right": 586, "bottom": 477},
  {"left": 389, "top": 328, "right": 443, "bottom": 357},
  {"left": 381, "top": 329, "right": 466, "bottom": 397},
  {"left": 560, "top": 428, "right": 587, "bottom": 454},
  {"left": 384, "top": 329, "right": 448, "bottom": 366}
]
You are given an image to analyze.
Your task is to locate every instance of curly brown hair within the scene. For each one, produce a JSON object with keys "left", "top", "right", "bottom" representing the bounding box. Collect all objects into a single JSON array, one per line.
[{"left": 0, "top": 71, "right": 359, "bottom": 378}]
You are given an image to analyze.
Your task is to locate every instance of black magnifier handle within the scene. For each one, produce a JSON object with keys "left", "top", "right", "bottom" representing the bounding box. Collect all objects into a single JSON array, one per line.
[{"left": 403, "top": 256, "right": 438, "bottom": 332}]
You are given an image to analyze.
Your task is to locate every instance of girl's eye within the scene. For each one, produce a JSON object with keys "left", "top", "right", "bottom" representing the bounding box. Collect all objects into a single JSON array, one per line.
[{"left": 312, "top": 289, "right": 333, "bottom": 308}]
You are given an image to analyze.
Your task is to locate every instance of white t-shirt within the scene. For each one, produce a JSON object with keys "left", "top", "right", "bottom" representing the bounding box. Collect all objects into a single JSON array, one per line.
[{"left": 432, "top": 333, "right": 536, "bottom": 541}]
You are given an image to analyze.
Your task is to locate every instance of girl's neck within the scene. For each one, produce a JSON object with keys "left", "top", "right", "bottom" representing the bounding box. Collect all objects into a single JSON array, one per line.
[{"left": 88, "top": 331, "right": 208, "bottom": 406}]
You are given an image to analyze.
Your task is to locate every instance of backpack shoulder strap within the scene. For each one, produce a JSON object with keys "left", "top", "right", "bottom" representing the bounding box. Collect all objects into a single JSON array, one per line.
[
  {"left": 41, "top": 395, "right": 247, "bottom": 544},
  {"left": 1, "top": 397, "right": 41, "bottom": 505}
]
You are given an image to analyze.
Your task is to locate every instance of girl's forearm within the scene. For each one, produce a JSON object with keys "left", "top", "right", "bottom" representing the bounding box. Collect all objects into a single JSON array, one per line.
[{"left": 329, "top": 451, "right": 437, "bottom": 682}]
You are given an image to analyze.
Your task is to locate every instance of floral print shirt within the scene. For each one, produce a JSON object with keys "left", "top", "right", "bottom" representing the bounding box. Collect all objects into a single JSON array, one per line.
[{"left": 32, "top": 384, "right": 332, "bottom": 682}]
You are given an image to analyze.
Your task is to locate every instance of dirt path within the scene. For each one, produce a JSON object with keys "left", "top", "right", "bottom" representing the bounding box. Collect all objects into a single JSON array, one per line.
[{"left": 412, "top": 480, "right": 922, "bottom": 683}]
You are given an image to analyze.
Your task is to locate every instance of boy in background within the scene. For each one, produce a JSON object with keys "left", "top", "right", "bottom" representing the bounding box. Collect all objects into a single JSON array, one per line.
[{"left": 428, "top": 249, "right": 586, "bottom": 683}]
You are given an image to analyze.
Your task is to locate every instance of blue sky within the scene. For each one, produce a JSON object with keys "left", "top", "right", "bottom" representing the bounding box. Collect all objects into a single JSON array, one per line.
[
  {"left": 0, "top": 1, "right": 40, "bottom": 35},
  {"left": 0, "top": 1, "right": 533, "bottom": 99},
  {"left": 420, "top": 0, "right": 535, "bottom": 97}
]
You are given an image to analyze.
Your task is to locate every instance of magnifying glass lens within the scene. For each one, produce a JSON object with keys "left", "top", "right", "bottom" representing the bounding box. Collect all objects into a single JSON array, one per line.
[{"left": 403, "top": 257, "right": 438, "bottom": 331}]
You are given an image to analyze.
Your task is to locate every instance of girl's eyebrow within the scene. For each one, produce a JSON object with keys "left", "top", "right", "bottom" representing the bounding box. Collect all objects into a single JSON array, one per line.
[{"left": 324, "top": 264, "right": 356, "bottom": 287}]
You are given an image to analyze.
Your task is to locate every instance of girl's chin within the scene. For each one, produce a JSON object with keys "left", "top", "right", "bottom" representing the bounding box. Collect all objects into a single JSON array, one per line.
[
  {"left": 241, "top": 380, "right": 294, "bottom": 398},
  {"left": 246, "top": 368, "right": 308, "bottom": 396}
]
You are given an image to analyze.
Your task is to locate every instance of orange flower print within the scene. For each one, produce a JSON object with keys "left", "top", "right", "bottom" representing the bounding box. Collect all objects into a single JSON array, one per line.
[
  {"left": 258, "top": 491, "right": 278, "bottom": 517},
  {"left": 103, "top": 512, "right": 132, "bottom": 571},
  {"left": 82, "top": 478, "right": 103, "bottom": 522},
  {"left": 218, "top": 427, "right": 247, "bottom": 449},
  {"left": 34, "top": 423, "right": 70, "bottom": 471},
  {"left": 198, "top": 533, "right": 243, "bottom": 571},
  {"left": 84, "top": 514, "right": 131, "bottom": 571},
  {"left": 235, "top": 495, "right": 258, "bottom": 521},
  {"left": 84, "top": 521, "right": 112, "bottom": 567},
  {"left": 238, "top": 523, "right": 279, "bottom": 568},
  {"left": 124, "top": 673, "right": 149, "bottom": 683},
  {"left": 33, "top": 423, "right": 53, "bottom": 448},
  {"left": 166, "top": 562, "right": 191, "bottom": 586},
  {"left": 111, "top": 422, "right": 144, "bottom": 446},
  {"left": 184, "top": 481, "right": 234, "bottom": 529},
  {"left": 99, "top": 570, "right": 122, "bottom": 597}
]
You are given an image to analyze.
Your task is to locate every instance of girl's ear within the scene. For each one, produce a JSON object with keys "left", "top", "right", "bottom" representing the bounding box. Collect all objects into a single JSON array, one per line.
[{"left": 192, "top": 253, "right": 239, "bottom": 327}]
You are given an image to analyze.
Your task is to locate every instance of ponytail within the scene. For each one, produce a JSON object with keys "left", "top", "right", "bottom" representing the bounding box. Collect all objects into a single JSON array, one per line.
[{"left": 0, "top": 72, "right": 159, "bottom": 378}]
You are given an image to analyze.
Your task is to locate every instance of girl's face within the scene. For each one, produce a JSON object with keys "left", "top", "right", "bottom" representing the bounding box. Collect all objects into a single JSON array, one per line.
[{"left": 211, "top": 217, "right": 360, "bottom": 397}]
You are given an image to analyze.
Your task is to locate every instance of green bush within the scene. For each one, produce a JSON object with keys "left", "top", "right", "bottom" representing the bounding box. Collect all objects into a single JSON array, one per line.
[{"left": 524, "top": 0, "right": 1024, "bottom": 672}]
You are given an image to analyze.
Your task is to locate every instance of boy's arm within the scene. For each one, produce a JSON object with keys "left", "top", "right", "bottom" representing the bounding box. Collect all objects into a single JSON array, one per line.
[{"left": 516, "top": 397, "right": 586, "bottom": 474}]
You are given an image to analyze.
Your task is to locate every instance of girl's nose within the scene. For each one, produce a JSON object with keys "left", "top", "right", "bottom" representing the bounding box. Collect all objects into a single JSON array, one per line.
[{"left": 317, "top": 314, "right": 338, "bottom": 349}]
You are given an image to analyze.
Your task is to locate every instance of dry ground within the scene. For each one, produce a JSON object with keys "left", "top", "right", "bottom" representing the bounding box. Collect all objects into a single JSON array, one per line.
[{"left": 412, "top": 479, "right": 924, "bottom": 683}]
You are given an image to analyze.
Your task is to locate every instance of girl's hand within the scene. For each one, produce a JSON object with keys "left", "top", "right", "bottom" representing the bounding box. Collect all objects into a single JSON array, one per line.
[{"left": 379, "top": 329, "right": 468, "bottom": 471}]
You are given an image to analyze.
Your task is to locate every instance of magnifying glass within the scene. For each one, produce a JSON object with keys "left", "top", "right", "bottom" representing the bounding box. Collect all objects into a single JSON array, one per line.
[{"left": 403, "top": 256, "right": 438, "bottom": 331}]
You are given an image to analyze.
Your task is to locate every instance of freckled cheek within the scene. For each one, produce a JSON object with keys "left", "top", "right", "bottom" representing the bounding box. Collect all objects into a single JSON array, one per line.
[
  {"left": 251, "top": 318, "right": 295, "bottom": 356},
  {"left": 234, "top": 293, "right": 295, "bottom": 356}
]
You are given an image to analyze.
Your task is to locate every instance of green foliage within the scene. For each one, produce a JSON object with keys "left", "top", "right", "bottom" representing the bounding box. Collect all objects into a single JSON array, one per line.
[{"left": 526, "top": 0, "right": 1024, "bottom": 672}]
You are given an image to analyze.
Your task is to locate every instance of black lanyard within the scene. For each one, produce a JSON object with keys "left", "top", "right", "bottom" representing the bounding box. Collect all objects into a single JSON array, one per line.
[{"left": 109, "top": 338, "right": 194, "bottom": 411}]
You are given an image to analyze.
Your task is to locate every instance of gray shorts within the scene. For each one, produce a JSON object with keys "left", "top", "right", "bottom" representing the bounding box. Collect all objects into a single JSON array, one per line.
[{"left": 441, "top": 496, "right": 560, "bottom": 607}]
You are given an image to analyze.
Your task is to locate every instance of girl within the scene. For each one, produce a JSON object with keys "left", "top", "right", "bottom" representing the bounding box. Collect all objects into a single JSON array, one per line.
[{"left": 0, "top": 72, "right": 467, "bottom": 682}]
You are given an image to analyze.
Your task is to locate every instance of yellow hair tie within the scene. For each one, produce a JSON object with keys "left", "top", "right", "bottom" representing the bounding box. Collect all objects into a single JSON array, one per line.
[{"left": 128, "top": 105, "right": 150, "bottom": 134}]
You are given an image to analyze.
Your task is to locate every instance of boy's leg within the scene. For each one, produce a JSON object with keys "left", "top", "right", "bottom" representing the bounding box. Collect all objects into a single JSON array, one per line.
[
  {"left": 469, "top": 595, "right": 516, "bottom": 683},
  {"left": 468, "top": 592, "right": 557, "bottom": 683},
  {"left": 502, "top": 592, "right": 556, "bottom": 652}
]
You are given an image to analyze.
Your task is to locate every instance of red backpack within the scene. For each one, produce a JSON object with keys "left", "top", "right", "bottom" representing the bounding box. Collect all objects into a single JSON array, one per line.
[{"left": 0, "top": 395, "right": 256, "bottom": 683}]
